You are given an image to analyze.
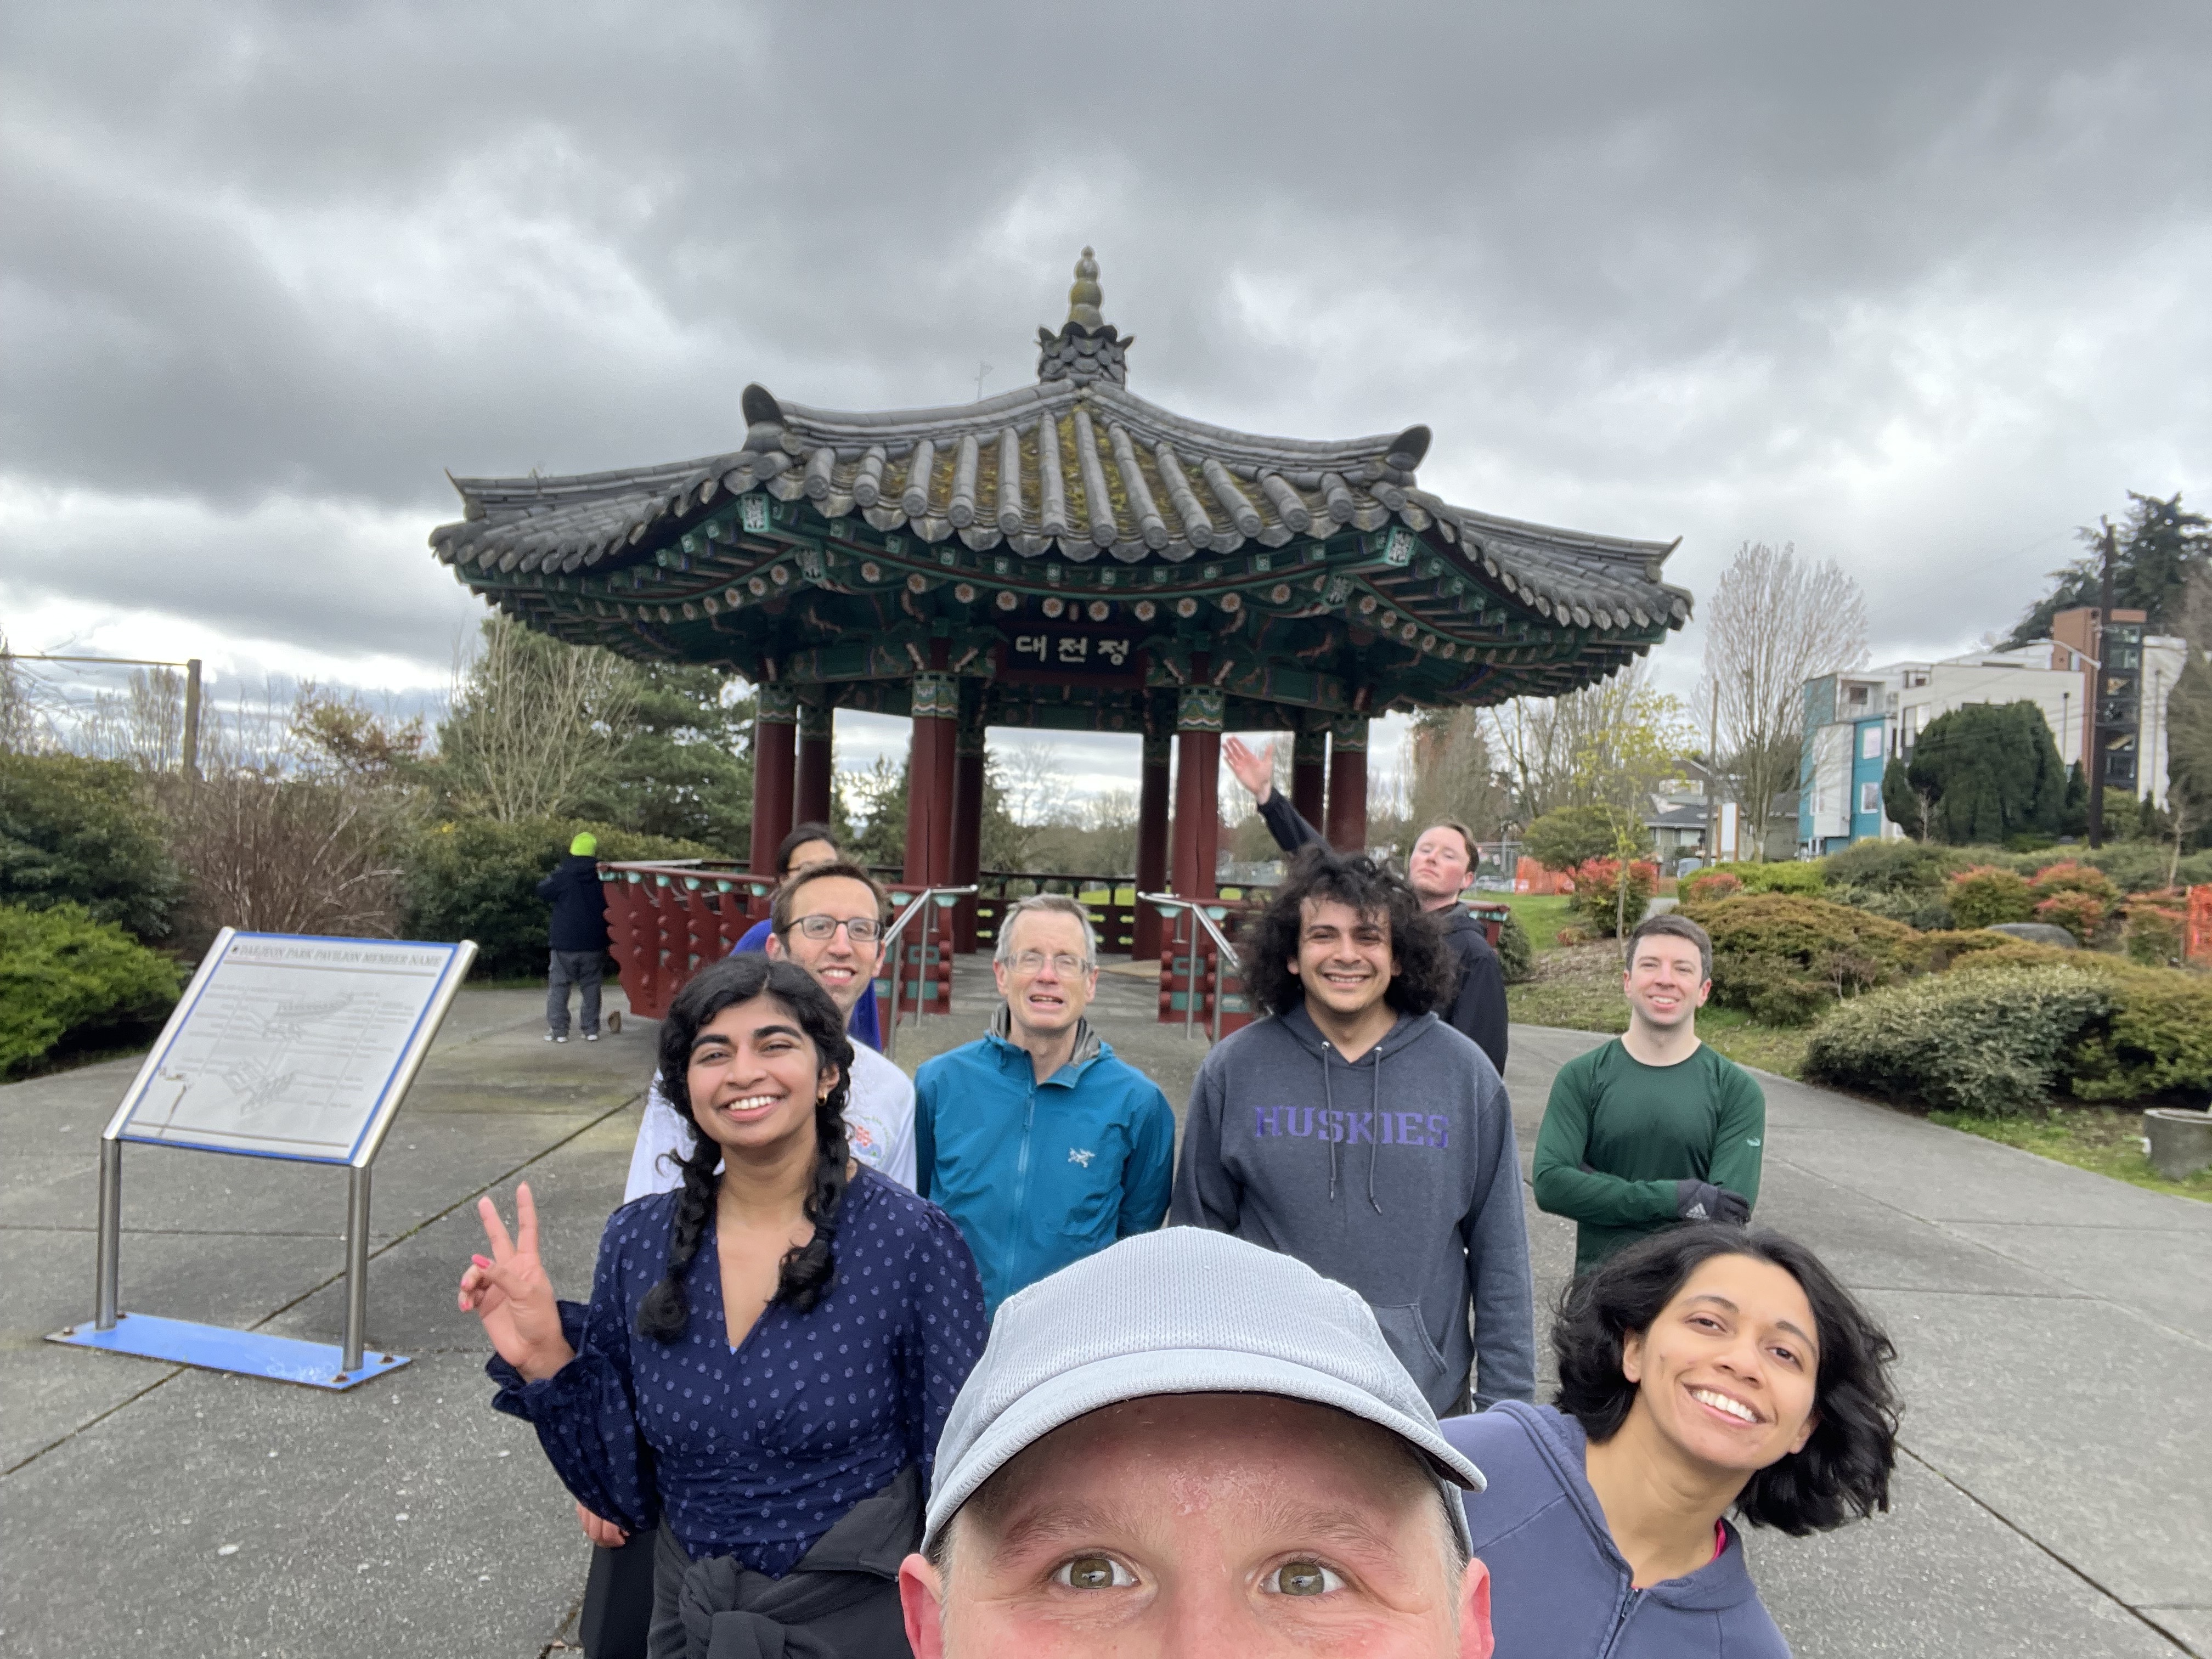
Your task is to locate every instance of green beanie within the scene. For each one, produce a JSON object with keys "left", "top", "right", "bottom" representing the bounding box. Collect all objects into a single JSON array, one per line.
[{"left": 570, "top": 832, "right": 599, "bottom": 857}]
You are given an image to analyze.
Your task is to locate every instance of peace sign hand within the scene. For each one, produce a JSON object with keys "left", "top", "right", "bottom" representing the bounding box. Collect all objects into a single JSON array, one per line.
[{"left": 457, "top": 1182, "right": 575, "bottom": 1383}]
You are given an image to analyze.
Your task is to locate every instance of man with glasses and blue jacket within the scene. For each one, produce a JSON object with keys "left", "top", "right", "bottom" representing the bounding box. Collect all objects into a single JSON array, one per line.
[{"left": 915, "top": 895, "right": 1176, "bottom": 1316}]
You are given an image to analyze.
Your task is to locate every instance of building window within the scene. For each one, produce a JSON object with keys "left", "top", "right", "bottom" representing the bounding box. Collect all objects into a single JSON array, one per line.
[
  {"left": 1860, "top": 725, "right": 1883, "bottom": 760},
  {"left": 1859, "top": 782, "right": 1881, "bottom": 816}
]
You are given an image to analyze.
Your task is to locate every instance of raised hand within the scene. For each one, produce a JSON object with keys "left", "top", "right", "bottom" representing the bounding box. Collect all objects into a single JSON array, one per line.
[
  {"left": 457, "top": 1182, "right": 575, "bottom": 1382},
  {"left": 1222, "top": 735, "right": 1278, "bottom": 803}
]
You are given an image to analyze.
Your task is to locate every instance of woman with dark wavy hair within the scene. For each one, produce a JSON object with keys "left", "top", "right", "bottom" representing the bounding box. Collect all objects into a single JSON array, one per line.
[
  {"left": 1441, "top": 1223, "right": 1899, "bottom": 1657},
  {"left": 460, "top": 955, "right": 985, "bottom": 1658}
]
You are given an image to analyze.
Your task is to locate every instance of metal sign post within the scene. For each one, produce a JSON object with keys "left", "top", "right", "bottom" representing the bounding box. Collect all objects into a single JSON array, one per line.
[{"left": 54, "top": 929, "right": 477, "bottom": 1390}]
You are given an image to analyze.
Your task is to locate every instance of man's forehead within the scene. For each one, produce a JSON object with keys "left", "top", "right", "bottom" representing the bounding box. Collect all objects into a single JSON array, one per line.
[
  {"left": 1006, "top": 910, "right": 1088, "bottom": 948},
  {"left": 788, "top": 873, "right": 879, "bottom": 915},
  {"left": 1299, "top": 895, "right": 1386, "bottom": 929}
]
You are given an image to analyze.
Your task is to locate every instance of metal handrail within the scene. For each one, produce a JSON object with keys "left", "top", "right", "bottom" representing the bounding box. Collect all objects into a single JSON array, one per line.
[
  {"left": 879, "top": 885, "right": 979, "bottom": 1060},
  {"left": 1139, "top": 893, "right": 1243, "bottom": 1042}
]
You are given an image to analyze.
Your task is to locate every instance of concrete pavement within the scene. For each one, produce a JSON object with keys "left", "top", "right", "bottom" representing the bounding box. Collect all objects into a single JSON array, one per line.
[{"left": 2, "top": 968, "right": 2204, "bottom": 1655}]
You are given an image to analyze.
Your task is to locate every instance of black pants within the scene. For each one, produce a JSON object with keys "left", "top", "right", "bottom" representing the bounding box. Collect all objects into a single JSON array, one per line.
[{"left": 582, "top": 1533, "right": 657, "bottom": 1659}]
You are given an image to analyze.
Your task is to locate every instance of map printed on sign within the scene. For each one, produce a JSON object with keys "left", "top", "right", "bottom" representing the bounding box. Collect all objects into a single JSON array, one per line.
[{"left": 116, "top": 934, "right": 465, "bottom": 1162}]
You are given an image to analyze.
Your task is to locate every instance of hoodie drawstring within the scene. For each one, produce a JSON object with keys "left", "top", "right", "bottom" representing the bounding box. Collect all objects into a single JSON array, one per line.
[
  {"left": 1367, "top": 1048, "right": 1384, "bottom": 1214},
  {"left": 1322, "top": 1044, "right": 1339, "bottom": 1203}
]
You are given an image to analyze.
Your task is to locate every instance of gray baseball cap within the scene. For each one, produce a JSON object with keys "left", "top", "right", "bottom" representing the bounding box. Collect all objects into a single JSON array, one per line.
[{"left": 923, "top": 1227, "right": 1485, "bottom": 1555}]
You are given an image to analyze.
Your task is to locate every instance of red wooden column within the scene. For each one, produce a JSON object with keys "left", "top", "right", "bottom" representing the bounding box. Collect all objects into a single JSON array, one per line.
[
  {"left": 794, "top": 701, "right": 834, "bottom": 829},
  {"left": 1132, "top": 727, "right": 1172, "bottom": 959},
  {"left": 1171, "top": 686, "right": 1224, "bottom": 900},
  {"left": 903, "top": 670, "right": 958, "bottom": 885},
  {"left": 1324, "top": 715, "right": 1369, "bottom": 853},
  {"left": 748, "top": 687, "right": 798, "bottom": 876},
  {"left": 1291, "top": 725, "right": 1327, "bottom": 830},
  {"left": 949, "top": 707, "right": 986, "bottom": 952}
]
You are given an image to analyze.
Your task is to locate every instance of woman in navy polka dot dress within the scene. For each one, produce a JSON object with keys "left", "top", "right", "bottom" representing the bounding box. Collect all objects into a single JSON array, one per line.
[{"left": 460, "top": 955, "right": 986, "bottom": 1657}]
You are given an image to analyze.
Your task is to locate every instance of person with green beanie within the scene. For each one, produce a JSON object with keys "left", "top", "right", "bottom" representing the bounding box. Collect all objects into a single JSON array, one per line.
[{"left": 537, "top": 832, "right": 610, "bottom": 1042}]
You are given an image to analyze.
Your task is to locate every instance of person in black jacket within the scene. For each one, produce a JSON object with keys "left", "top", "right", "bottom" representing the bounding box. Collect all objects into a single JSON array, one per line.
[
  {"left": 536, "top": 832, "right": 610, "bottom": 1043},
  {"left": 1223, "top": 735, "right": 1508, "bottom": 1076}
]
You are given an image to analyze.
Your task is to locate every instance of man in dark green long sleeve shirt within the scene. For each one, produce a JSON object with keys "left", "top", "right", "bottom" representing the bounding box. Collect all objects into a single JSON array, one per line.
[{"left": 1534, "top": 913, "right": 1766, "bottom": 1274}]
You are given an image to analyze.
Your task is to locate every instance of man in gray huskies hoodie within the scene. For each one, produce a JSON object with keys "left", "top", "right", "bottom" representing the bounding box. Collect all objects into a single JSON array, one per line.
[{"left": 1171, "top": 846, "right": 1536, "bottom": 1413}]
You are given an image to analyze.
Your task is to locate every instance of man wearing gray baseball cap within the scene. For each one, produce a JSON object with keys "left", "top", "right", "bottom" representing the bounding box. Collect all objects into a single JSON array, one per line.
[{"left": 899, "top": 1228, "right": 1496, "bottom": 1658}]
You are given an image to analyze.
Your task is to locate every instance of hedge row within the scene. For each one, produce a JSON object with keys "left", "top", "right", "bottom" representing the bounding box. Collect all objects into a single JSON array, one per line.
[{"left": 0, "top": 902, "right": 183, "bottom": 1077}]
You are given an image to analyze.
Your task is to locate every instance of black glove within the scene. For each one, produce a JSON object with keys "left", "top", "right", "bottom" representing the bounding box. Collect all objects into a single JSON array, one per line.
[{"left": 1676, "top": 1180, "right": 1750, "bottom": 1226}]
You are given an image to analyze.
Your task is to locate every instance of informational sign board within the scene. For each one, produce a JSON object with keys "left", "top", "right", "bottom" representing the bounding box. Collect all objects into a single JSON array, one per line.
[{"left": 107, "top": 932, "right": 472, "bottom": 1165}]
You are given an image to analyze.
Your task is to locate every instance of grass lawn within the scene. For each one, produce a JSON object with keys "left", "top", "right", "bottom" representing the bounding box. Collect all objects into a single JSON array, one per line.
[
  {"left": 1928, "top": 1107, "right": 2212, "bottom": 1203},
  {"left": 1504, "top": 940, "right": 1811, "bottom": 1079},
  {"left": 1498, "top": 893, "right": 1576, "bottom": 950}
]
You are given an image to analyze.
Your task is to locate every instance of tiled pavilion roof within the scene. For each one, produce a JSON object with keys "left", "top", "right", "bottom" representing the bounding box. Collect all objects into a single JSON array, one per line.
[{"left": 432, "top": 250, "right": 1690, "bottom": 725}]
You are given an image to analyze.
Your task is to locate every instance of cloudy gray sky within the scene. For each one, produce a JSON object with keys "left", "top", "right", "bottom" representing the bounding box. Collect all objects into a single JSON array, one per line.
[{"left": 6, "top": 1, "right": 2208, "bottom": 797}]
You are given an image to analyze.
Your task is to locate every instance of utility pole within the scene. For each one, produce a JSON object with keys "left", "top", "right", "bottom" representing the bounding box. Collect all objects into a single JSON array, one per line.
[
  {"left": 1705, "top": 680, "right": 1720, "bottom": 866},
  {"left": 182, "top": 658, "right": 203, "bottom": 784},
  {"left": 2086, "top": 519, "right": 2115, "bottom": 849}
]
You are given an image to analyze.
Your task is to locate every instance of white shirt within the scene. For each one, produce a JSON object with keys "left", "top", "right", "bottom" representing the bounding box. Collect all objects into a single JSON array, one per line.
[{"left": 623, "top": 1043, "right": 917, "bottom": 1201}]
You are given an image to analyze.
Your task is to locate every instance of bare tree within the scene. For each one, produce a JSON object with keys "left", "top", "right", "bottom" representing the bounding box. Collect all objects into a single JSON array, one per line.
[
  {"left": 994, "top": 739, "right": 1075, "bottom": 827},
  {"left": 1699, "top": 542, "right": 1869, "bottom": 860},
  {"left": 1402, "top": 707, "right": 1511, "bottom": 847},
  {"left": 0, "top": 633, "right": 42, "bottom": 752},
  {"left": 1484, "top": 661, "right": 1689, "bottom": 821},
  {"left": 439, "top": 614, "right": 637, "bottom": 822}
]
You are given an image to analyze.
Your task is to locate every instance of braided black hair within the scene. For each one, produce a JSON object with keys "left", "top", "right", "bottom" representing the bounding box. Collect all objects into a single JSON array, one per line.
[{"left": 635, "top": 955, "right": 855, "bottom": 1341}]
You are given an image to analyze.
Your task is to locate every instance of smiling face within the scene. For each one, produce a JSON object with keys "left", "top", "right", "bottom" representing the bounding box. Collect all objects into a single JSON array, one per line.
[
  {"left": 1621, "top": 1254, "right": 1821, "bottom": 1478},
  {"left": 902, "top": 1393, "right": 1491, "bottom": 1659},
  {"left": 992, "top": 909, "right": 1098, "bottom": 1042},
  {"left": 1622, "top": 929, "right": 1711, "bottom": 1034},
  {"left": 1406, "top": 826, "right": 1474, "bottom": 907},
  {"left": 766, "top": 873, "right": 883, "bottom": 1019},
  {"left": 1290, "top": 896, "right": 1398, "bottom": 1022},
  {"left": 682, "top": 995, "right": 838, "bottom": 1161}
]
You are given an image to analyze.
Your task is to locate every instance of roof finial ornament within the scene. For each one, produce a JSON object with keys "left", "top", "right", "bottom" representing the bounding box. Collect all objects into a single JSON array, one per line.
[
  {"left": 1067, "top": 246, "right": 1105, "bottom": 329},
  {"left": 1039, "top": 246, "right": 1130, "bottom": 386}
]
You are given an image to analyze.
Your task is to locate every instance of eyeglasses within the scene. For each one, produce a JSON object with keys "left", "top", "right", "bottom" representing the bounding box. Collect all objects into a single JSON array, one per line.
[
  {"left": 789, "top": 914, "right": 884, "bottom": 943},
  {"left": 1007, "top": 951, "right": 1091, "bottom": 977}
]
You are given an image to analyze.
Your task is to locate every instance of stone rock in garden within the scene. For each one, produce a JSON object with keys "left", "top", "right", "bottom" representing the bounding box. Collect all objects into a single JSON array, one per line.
[{"left": 1983, "top": 922, "right": 2078, "bottom": 950}]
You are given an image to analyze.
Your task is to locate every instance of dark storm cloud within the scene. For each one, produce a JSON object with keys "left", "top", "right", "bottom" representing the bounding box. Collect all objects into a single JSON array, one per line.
[{"left": 4, "top": 0, "right": 2209, "bottom": 687}]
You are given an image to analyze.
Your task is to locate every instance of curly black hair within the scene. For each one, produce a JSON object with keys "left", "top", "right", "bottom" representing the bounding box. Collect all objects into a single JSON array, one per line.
[
  {"left": 635, "top": 955, "right": 854, "bottom": 1341},
  {"left": 1240, "top": 845, "right": 1459, "bottom": 1020},
  {"left": 1553, "top": 1223, "right": 1899, "bottom": 1535}
]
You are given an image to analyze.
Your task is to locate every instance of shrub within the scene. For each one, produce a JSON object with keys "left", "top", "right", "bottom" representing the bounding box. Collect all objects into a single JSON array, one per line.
[
  {"left": 2026, "top": 860, "right": 2117, "bottom": 903},
  {"left": 402, "top": 816, "right": 713, "bottom": 978},
  {"left": 1805, "top": 966, "right": 2111, "bottom": 1116},
  {"left": 168, "top": 770, "right": 407, "bottom": 952},
  {"left": 0, "top": 902, "right": 183, "bottom": 1076},
  {"left": 1681, "top": 871, "right": 1742, "bottom": 905},
  {"left": 1949, "top": 949, "right": 2212, "bottom": 1105},
  {"left": 1818, "top": 839, "right": 1963, "bottom": 894},
  {"left": 1912, "top": 929, "right": 2016, "bottom": 972},
  {"left": 1494, "top": 908, "right": 1534, "bottom": 984},
  {"left": 1687, "top": 893, "right": 1919, "bottom": 1025},
  {"left": 0, "top": 752, "right": 183, "bottom": 940},
  {"left": 1703, "top": 860, "right": 1826, "bottom": 896},
  {"left": 1829, "top": 883, "right": 1954, "bottom": 930},
  {"left": 1567, "top": 858, "right": 1658, "bottom": 937},
  {"left": 1946, "top": 866, "right": 2035, "bottom": 929},
  {"left": 2122, "top": 891, "right": 2188, "bottom": 967},
  {"left": 2031, "top": 890, "right": 2104, "bottom": 946}
]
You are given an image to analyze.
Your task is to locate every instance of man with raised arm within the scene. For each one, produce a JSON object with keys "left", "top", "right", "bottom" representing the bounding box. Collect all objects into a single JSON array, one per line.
[
  {"left": 1224, "top": 734, "right": 1507, "bottom": 1075},
  {"left": 1172, "top": 847, "right": 1534, "bottom": 1415},
  {"left": 1532, "top": 913, "right": 1766, "bottom": 1276},
  {"left": 914, "top": 894, "right": 1176, "bottom": 1316}
]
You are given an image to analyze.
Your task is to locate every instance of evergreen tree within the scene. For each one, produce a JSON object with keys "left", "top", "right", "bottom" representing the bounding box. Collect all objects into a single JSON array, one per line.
[
  {"left": 1905, "top": 701, "right": 2066, "bottom": 844},
  {"left": 2005, "top": 492, "right": 2209, "bottom": 647},
  {"left": 2058, "top": 760, "right": 2088, "bottom": 838},
  {"left": 568, "top": 664, "right": 753, "bottom": 854},
  {"left": 1880, "top": 757, "right": 1924, "bottom": 839}
]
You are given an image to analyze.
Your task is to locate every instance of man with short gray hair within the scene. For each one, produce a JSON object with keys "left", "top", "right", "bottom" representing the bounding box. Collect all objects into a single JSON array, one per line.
[
  {"left": 900, "top": 1227, "right": 1495, "bottom": 1658},
  {"left": 915, "top": 894, "right": 1175, "bottom": 1314}
]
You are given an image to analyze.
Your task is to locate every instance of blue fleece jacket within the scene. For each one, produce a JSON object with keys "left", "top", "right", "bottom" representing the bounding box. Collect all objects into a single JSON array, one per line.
[
  {"left": 1442, "top": 1402, "right": 1790, "bottom": 1658},
  {"left": 914, "top": 1014, "right": 1176, "bottom": 1316},
  {"left": 1170, "top": 1003, "right": 1535, "bottom": 1412}
]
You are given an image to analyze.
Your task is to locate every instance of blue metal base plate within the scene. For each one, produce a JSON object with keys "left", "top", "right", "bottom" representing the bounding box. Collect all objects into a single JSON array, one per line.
[{"left": 47, "top": 1312, "right": 410, "bottom": 1391}]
